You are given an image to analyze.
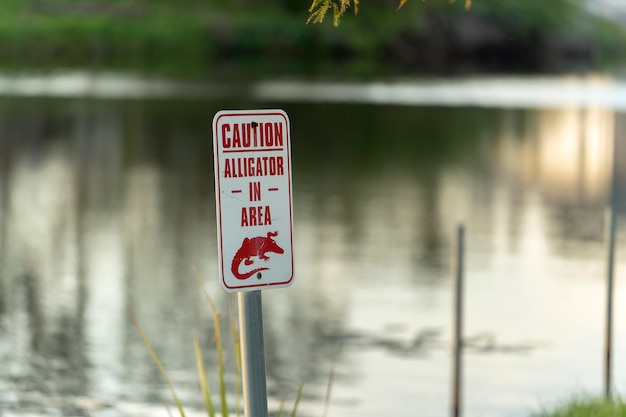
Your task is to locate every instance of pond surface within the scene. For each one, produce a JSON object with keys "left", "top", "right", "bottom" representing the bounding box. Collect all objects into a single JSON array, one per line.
[{"left": 0, "top": 74, "right": 625, "bottom": 417}]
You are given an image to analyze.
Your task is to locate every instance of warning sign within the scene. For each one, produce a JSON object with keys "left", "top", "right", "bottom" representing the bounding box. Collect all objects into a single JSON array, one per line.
[{"left": 213, "top": 110, "right": 294, "bottom": 292}]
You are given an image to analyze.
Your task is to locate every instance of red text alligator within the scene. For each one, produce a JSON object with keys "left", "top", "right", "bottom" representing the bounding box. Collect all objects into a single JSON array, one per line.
[{"left": 231, "top": 231, "right": 284, "bottom": 280}]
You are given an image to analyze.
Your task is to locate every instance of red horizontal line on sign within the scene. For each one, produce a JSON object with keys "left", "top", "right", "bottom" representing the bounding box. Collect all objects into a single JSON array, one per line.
[
  {"left": 232, "top": 190, "right": 242, "bottom": 193},
  {"left": 268, "top": 188, "right": 279, "bottom": 191},
  {"left": 223, "top": 148, "right": 284, "bottom": 153}
]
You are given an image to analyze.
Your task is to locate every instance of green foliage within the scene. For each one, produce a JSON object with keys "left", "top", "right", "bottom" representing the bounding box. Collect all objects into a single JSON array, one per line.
[
  {"left": 306, "top": 0, "right": 584, "bottom": 29},
  {"left": 470, "top": 0, "right": 583, "bottom": 32},
  {"left": 307, "top": 0, "right": 355, "bottom": 26},
  {"left": 0, "top": 0, "right": 622, "bottom": 74},
  {"left": 307, "top": 0, "right": 473, "bottom": 26},
  {"left": 536, "top": 396, "right": 626, "bottom": 417},
  {"left": 0, "top": 11, "right": 208, "bottom": 73}
]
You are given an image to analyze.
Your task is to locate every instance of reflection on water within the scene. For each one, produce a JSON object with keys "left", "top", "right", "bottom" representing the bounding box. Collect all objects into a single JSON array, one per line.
[
  {"left": 497, "top": 107, "right": 614, "bottom": 202},
  {"left": 0, "top": 93, "right": 624, "bottom": 417}
]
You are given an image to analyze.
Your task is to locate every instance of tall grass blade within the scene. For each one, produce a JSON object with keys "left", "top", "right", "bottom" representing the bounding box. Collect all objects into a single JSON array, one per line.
[
  {"left": 321, "top": 350, "right": 337, "bottom": 417},
  {"left": 192, "top": 266, "right": 229, "bottom": 417},
  {"left": 127, "top": 310, "right": 187, "bottom": 417},
  {"left": 192, "top": 266, "right": 218, "bottom": 314},
  {"left": 228, "top": 294, "right": 242, "bottom": 417},
  {"left": 277, "top": 399, "right": 285, "bottom": 417},
  {"left": 194, "top": 334, "right": 216, "bottom": 417},
  {"left": 214, "top": 304, "right": 229, "bottom": 417},
  {"left": 164, "top": 401, "right": 175, "bottom": 417},
  {"left": 290, "top": 383, "right": 304, "bottom": 417}
]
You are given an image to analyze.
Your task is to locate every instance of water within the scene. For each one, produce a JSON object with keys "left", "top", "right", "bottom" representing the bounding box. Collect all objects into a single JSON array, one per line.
[{"left": 0, "top": 75, "right": 625, "bottom": 417}]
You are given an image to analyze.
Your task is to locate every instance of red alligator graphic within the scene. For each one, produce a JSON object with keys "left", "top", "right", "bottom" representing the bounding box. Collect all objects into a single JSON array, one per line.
[{"left": 231, "top": 231, "right": 284, "bottom": 280}]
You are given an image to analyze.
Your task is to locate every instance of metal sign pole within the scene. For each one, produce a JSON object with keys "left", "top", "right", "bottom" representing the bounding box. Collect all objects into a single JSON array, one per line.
[{"left": 238, "top": 290, "right": 269, "bottom": 417}]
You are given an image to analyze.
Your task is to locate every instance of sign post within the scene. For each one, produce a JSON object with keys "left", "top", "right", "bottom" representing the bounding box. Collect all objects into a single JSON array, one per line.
[
  {"left": 213, "top": 109, "right": 294, "bottom": 417},
  {"left": 238, "top": 290, "right": 268, "bottom": 417}
]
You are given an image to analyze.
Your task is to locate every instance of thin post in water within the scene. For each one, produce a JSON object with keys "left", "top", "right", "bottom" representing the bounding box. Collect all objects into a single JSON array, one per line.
[
  {"left": 604, "top": 206, "right": 616, "bottom": 399},
  {"left": 452, "top": 224, "right": 465, "bottom": 417},
  {"left": 238, "top": 290, "right": 269, "bottom": 417},
  {"left": 604, "top": 117, "right": 621, "bottom": 399}
]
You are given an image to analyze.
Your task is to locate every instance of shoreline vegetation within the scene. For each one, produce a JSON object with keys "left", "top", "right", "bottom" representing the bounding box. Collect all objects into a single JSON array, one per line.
[
  {"left": 536, "top": 395, "right": 626, "bottom": 417},
  {"left": 2, "top": 0, "right": 626, "bottom": 79}
]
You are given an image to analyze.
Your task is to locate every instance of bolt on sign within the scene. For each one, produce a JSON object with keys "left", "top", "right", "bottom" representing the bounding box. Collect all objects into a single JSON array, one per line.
[{"left": 213, "top": 110, "right": 294, "bottom": 292}]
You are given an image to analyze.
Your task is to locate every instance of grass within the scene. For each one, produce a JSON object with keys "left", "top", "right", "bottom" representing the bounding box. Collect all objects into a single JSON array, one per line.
[
  {"left": 123, "top": 267, "right": 323, "bottom": 417},
  {"left": 536, "top": 395, "right": 626, "bottom": 417}
]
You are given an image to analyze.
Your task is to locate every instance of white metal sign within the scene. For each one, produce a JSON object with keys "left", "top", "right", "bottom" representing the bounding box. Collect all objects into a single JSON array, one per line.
[{"left": 213, "top": 109, "right": 294, "bottom": 292}]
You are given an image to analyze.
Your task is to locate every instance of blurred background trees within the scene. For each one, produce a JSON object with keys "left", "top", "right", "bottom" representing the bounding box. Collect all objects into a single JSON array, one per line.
[{"left": 0, "top": 0, "right": 623, "bottom": 77}]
